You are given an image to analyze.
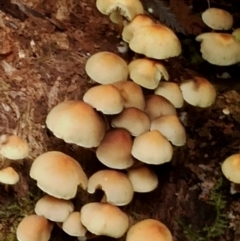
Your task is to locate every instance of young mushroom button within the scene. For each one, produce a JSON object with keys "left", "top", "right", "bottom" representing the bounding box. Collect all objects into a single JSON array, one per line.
[{"left": 85, "top": 51, "right": 129, "bottom": 84}]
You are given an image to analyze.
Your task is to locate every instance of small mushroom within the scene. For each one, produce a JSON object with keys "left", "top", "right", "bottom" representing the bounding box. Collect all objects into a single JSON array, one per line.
[
  {"left": 131, "top": 130, "right": 173, "bottom": 165},
  {"left": 62, "top": 211, "right": 87, "bottom": 237},
  {"left": 144, "top": 95, "right": 177, "bottom": 121},
  {"left": 180, "top": 77, "right": 216, "bottom": 108},
  {"left": 16, "top": 214, "right": 53, "bottom": 241},
  {"left": 85, "top": 51, "right": 128, "bottom": 84},
  {"left": 221, "top": 154, "right": 240, "bottom": 193},
  {"left": 154, "top": 81, "right": 184, "bottom": 108},
  {"left": 111, "top": 107, "right": 150, "bottom": 136},
  {"left": 46, "top": 100, "right": 106, "bottom": 148},
  {"left": 83, "top": 84, "right": 124, "bottom": 114},
  {"left": 35, "top": 195, "right": 74, "bottom": 222},
  {"left": 129, "top": 24, "right": 181, "bottom": 59},
  {"left": 0, "top": 166, "right": 19, "bottom": 185},
  {"left": 126, "top": 219, "right": 173, "bottom": 241},
  {"left": 96, "top": 128, "right": 135, "bottom": 169},
  {"left": 196, "top": 32, "right": 240, "bottom": 66},
  {"left": 80, "top": 202, "right": 129, "bottom": 238},
  {"left": 96, "top": 0, "right": 144, "bottom": 22},
  {"left": 150, "top": 115, "right": 186, "bottom": 146},
  {"left": 128, "top": 58, "right": 169, "bottom": 89},
  {"left": 127, "top": 165, "right": 158, "bottom": 193},
  {"left": 122, "top": 14, "right": 154, "bottom": 42},
  {"left": 113, "top": 80, "right": 145, "bottom": 110},
  {"left": 87, "top": 169, "right": 134, "bottom": 206},
  {"left": 202, "top": 8, "right": 233, "bottom": 30},
  {"left": 0, "top": 134, "right": 29, "bottom": 167}
]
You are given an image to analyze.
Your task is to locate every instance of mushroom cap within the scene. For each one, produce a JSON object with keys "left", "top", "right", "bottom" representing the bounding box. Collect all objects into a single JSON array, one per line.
[
  {"left": 131, "top": 130, "right": 173, "bottom": 165},
  {"left": 113, "top": 80, "right": 145, "bottom": 110},
  {"left": 126, "top": 219, "right": 172, "bottom": 241},
  {"left": 62, "top": 211, "right": 87, "bottom": 237},
  {"left": 46, "top": 100, "right": 106, "bottom": 148},
  {"left": 83, "top": 84, "right": 124, "bottom": 114},
  {"left": 202, "top": 8, "right": 233, "bottom": 30},
  {"left": 35, "top": 195, "right": 74, "bottom": 222},
  {"left": 196, "top": 32, "right": 240, "bottom": 66},
  {"left": 127, "top": 165, "right": 158, "bottom": 193},
  {"left": 232, "top": 28, "right": 240, "bottom": 41},
  {"left": 96, "top": 0, "right": 144, "bottom": 21},
  {"left": 0, "top": 166, "right": 19, "bottom": 185},
  {"left": 180, "top": 77, "right": 216, "bottom": 108},
  {"left": 96, "top": 128, "right": 135, "bottom": 169},
  {"left": 30, "top": 151, "right": 88, "bottom": 199},
  {"left": 221, "top": 154, "right": 240, "bottom": 183},
  {"left": 0, "top": 134, "right": 29, "bottom": 160},
  {"left": 128, "top": 58, "right": 169, "bottom": 89},
  {"left": 154, "top": 81, "right": 184, "bottom": 108},
  {"left": 144, "top": 95, "right": 177, "bottom": 121},
  {"left": 150, "top": 115, "right": 186, "bottom": 146},
  {"left": 122, "top": 14, "right": 155, "bottom": 42},
  {"left": 111, "top": 107, "right": 150, "bottom": 136},
  {"left": 87, "top": 169, "right": 134, "bottom": 206},
  {"left": 85, "top": 51, "right": 128, "bottom": 84},
  {"left": 80, "top": 202, "right": 129, "bottom": 238},
  {"left": 129, "top": 24, "right": 181, "bottom": 59},
  {"left": 16, "top": 214, "right": 53, "bottom": 241}
]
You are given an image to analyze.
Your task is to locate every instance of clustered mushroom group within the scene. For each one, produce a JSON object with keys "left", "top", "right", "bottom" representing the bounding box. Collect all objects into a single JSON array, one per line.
[
  {"left": 2, "top": 1, "right": 234, "bottom": 241},
  {"left": 196, "top": 7, "right": 240, "bottom": 66}
]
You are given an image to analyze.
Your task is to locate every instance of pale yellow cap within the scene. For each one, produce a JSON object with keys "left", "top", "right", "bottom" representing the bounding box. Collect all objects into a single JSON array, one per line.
[
  {"left": 30, "top": 151, "right": 88, "bottom": 199},
  {"left": 87, "top": 169, "right": 134, "bottom": 206}
]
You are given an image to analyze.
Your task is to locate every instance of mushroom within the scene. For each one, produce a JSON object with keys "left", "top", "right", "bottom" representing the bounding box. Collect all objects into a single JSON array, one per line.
[
  {"left": 0, "top": 166, "right": 19, "bottom": 185},
  {"left": 96, "top": 0, "right": 144, "bottom": 22},
  {"left": 128, "top": 58, "right": 169, "bottom": 89},
  {"left": 150, "top": 115, "right": 186, "bottom": 146},
  {"left": 201, "top": 8, "right": 233, "bottom": 30},
  {"left": 87, "top": 169, "right": 134, "bottom": 206},
  {"left": 111, "top": 107, "right": 150, "bottom": 136},
  {"left": 62, "top": 211, "right": 87, "bottom": 237},
  {"left": 46, "top": 100, "right": 106, "bottom": 148},
  {"left": 131, "top": 130, "right": 173, "bottom": 165},
  {"left": 83, "top": 84, "right": 124, "bottom": 114},
  {"left": 126, "top": 219, "right": 172, "bottom": 241},
  {"left": 127, "top": 165, "right": 158, "bottom": 193},
  {"left": 16, "top": 214, "right": 53, "bottom": 241},
  {"left": 122, "top": 14, "right": 154, "bottom": 42},
  {"left": 196, "top": 32, "right": 240, "bottom": 66},
  {"left": 154, "top": 81, "right": 184, "bottom": 108},
  {"left": 80, "top": 202, "right": 129, "bottom": 238},
  {"left": 144, "top": 95, "right": 177, "bottom": 121},
  {"left": 96, "top": 128, "right": 135, "bottom": 169},
  {"left": 85, "top": 51, "right": 128, "bottom": 84},
  {"left": 221, "top": 154, "right": 240, "bottom": 194},
  {"left": 179, "top": 77, "right": 216, "bottom": 108},
  {"left": 232, "top": 28, "right": 240, "bottom": 41},
  {"left": 30, "top": 151, "right": 88, "bottom": 199},
  {"left": 35, "top": 195, "right": 74, "bottom": 222},
  {"left": 0, "top": 134, "right": 29, "bottom": 167},
  {"left": 129, "top": 24, "right": 181, "bottom": 59},
  {"left": 113, "top": 80, "right": 145, "bottom": 110}
]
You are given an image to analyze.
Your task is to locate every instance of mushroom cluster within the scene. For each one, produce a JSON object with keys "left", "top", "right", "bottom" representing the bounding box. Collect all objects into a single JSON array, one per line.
[
  {"left": 196, "top": 7, "right": 240, "bottom": 66},
  {"left": 14, "top": 1, "right": 219, "bottom": 241}
]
